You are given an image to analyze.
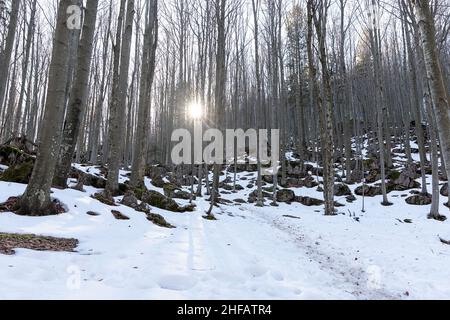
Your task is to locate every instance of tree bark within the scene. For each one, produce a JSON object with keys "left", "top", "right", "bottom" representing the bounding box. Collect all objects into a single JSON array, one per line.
[
  {"left": 53, "top": 0, "right": 100, "bottom": 188},
  {"left": 18, "top": 0, "right": 72, "bottom": 216}
]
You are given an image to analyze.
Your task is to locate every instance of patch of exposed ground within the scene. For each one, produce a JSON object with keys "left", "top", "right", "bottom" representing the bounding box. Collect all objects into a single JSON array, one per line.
[{"left": 0, "top": 233, "right": 78, "bottom": 255}]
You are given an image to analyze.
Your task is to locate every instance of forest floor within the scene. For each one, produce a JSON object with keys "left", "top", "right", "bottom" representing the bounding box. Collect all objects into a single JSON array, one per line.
[{"left": 0, "top": 160, "right": 449, "bottom": 299}]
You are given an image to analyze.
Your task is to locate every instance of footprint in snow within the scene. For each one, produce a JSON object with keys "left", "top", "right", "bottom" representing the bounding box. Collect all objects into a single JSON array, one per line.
[
  {"left": 270, "top": 270, "right": 284, "bottom": 281},
  {"left": 157, "top": 274, "right": 197, "bottom": 291},
  {"left": 245, "top": 265, "right": 268, "bottom": 278}
]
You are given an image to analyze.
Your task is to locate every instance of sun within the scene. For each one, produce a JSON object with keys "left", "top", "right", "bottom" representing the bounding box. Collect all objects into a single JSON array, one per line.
[{"left": 188, "top": 101, "right": 203, "bottom": 120}]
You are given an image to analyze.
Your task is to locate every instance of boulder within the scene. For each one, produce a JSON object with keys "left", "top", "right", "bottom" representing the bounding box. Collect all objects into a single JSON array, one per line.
[
  {"left": 248, "top": 189, "right": 272, "bottom": 203},
  {"left": 365, "top": 169, "right": 381, "bottom": 183},
  {"left": 303, "top": 176, "right": 319, "bottom": 188},
  {"left": 111, "top": 210, "right": 130, "bottom": 220},
  {"left": 120, "top": 192, "right": 139, "bottom": 208},
  {"left": 334, "top": 183, "right": 352, "bottom": 196},
  {"left": 355, "top": 184, "right": 383, "bottom": 197},
  {"left": 141, "top": 190, "right": 195, "bottom": 213},
  {"left": 151, "top": 175, "right": 166, "bottom": 188},
  {"left": 0, "top": 161, "right": 33, "bottom": 184},
  {"left": 0, "top": 145, "right": 35, "bottom": 167},
  {"left": 163, "top": 183, "right": 192, "bottom": 200},
  {"left": 147, "top": 213, "right": 175, "bottom": 228},
  {"left": 390, "top": 165, "right": 421, "bottom": 191},
  {"left": 295, "top": 196, "right": 324, "bottom": 206},
  {"left": 347, "top": 169, "right": 364, "bottom": 184},
  {"left": 405, "top": 194, "right": 432, "bottom": 206},
  {"left": 276, "top": 189, "right": 295, "bottom": 203}
]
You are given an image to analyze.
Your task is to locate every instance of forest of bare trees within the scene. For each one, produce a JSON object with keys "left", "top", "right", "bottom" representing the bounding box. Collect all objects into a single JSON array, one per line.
[{"left": 0, "top": 0, "right": 449, "bottom": 220}]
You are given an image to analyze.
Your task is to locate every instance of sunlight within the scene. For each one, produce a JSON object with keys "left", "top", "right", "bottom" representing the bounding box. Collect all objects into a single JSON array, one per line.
[{"left": 188, "top": 101, "right": 203, "bottom": 120}]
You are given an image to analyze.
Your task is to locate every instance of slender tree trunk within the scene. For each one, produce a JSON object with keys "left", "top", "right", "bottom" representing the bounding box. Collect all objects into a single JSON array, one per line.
[
  {"left": 130, "top": 0, "right": 158, "bottom": 189},
  {"left": 0, "top": 0, "right": 20, "bottom": 113},
  {"left": 413, "top": 0, "right": 450, "bottom": 207},
  {"left": 53, "top": 0, "right": 100, "bottom": 188},
  {"left": 106, "top": 0, "right": 135, "bottom": 195}
]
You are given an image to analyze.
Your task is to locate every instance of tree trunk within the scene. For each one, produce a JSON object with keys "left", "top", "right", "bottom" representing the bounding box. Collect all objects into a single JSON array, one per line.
[
  {"left": 413, "top": 0, "right": 450, "bottom": 207},
  {"left": 0, "top": 0, "right": 20, "bottom": 113},
  {"left": 106, "top": 0, "right": 135, "bottom": 195},
  {"left": 18, "top": 0, "right": 72, "bottom": 216},
  {"left": 130, "top": 0, "right": 158, "bottom": 189},
  {"left": 53, "top": 0, "right": 100, "bottom": 188}
]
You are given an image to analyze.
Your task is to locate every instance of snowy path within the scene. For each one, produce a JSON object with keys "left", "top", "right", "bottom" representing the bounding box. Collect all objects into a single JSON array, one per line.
[{"left": 1, "top": 176, "right": 450, "bottom": 299}]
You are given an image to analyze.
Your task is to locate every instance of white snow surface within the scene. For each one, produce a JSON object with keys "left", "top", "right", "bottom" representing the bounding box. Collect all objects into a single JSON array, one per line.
[{"left": 0, "top": 166, "right": 449, "bottom": 300}]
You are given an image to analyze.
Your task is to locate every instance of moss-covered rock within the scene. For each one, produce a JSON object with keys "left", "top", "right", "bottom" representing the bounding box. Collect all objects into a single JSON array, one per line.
[
  {"left": 276, "top": 189, "right": 295, "bottom": 203},
  {"left": 141, "top": 190, "right": 195, "bottom": 213},
  {"left": 91, "top": 192, "right": 116, "bottom": 206},
  {"left": 355, "top": 184, "right": 383, "bottom": 197},
  {"left": 111, "top": 210, "right": 130, "bottom": 220},
  {"left": 0, "top": 145, "right": 34, "bottom": 167},
  {"left": 405, "top": 194, "right": 432, "bottom": 206},
  {"left": 147, "top": 213, "right": 175, "bottom": 228},
  {"left": 294, "top": 196, "right": 324, "bottom": 206},
  {"left": 0, "top": 161, "right": 34, "bottom": 183},
  {"left": 163, "top": 183, "right": 192, "bottom": 200},
  {"left": 334, "top": 183, "right": 352, "bottom": 196}
]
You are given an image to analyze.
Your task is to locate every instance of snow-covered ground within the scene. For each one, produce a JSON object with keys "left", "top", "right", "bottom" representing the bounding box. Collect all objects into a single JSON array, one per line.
[{"left": 0, "top": 166, "right": 449, "bottom": 300}]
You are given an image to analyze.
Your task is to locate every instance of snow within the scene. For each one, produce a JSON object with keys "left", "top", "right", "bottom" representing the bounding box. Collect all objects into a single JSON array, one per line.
[{"left": 0, "top": 166, "right": 449, "bottom": 299}]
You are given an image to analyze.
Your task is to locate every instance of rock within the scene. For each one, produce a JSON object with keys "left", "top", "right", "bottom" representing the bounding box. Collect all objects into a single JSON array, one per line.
[
  {"left": 0, "top": 144, "right": 35, "bottom": 167},
  {"left": 262, "top": 175, "right": 273, "bottom": 184},
  {"left": 151, "top": 175, "right": 166, "bottom": 188},
  {"left": 365, "top": 169, "right": 380, "bottom": 183},
  {"left": 347, "top": 169, "right": 364, "bottom": 183},
  {"left": 248, "top": 189, "right": 272, "bottom": 203},
  {"left": 390, "top": 164, "right": 421, "bottom": 191},
  {"left": 219, "top": 182, "right": 233, "bottom": 191},
  {"left": 354, "top": 184, "right": 383, "bottom": 197},
  {"left": 246, "top": 184, "right": 254, "bottom": 189},
  {"left": 86, "top": 211, "right": 101, "bottom": 216},
  {"left": 303, "top": 176, "right": 319, "bottom": 188},
  {"left": 141, "top": 190, "right": 195, "bottom": 213},
  {"left": 405, "top": 194, "right": 432, "bottom": 205},
  {"left": 233, "top": 198, "right": 246, "bottom": 204},
  {"left": 334, "top": 183, "right": 352, "bottom": 196},
  {"left": 311, "top": 167, "right": 323, "bottom": 177},
  {"left": 163, "top": 183, "right": 192, "bottom": 200},
  {"left": 146, "top": 165, "right": 168, "bottom": 179},
  {"left": 217, "top": 198, "right": 233, "bottom": 205},
  {"left": 295, "top": 196, "right": 324, "bottom": 206},
  {"left": 0, "top": 161, "right": 33, "bottom": 184},
  {"left": 441, "top": 183, "right": 448, "bottom": 197},
  {"left": 135, "top": 202, "right": 151, "bottom": 214},
  {"left": 120, "top": 192, "right": 139, "bottom": 208},
  {"left": 92, "top": 191, "right": 116, "bottom": 206},
  {"left": 276, "top": 189, "right": 296, "bottom": 203},
  {"left": 111, "top": 210, "right": 130, "bottom": 220},
  {"left": 147, "top": 213, "right": 175, "bottom": 228},
  {"left": 346, "top": 194, "right": 357, "bottom": 203},
  {"left": 281, "top": 177, "right": 303, "bottom": 188}
]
